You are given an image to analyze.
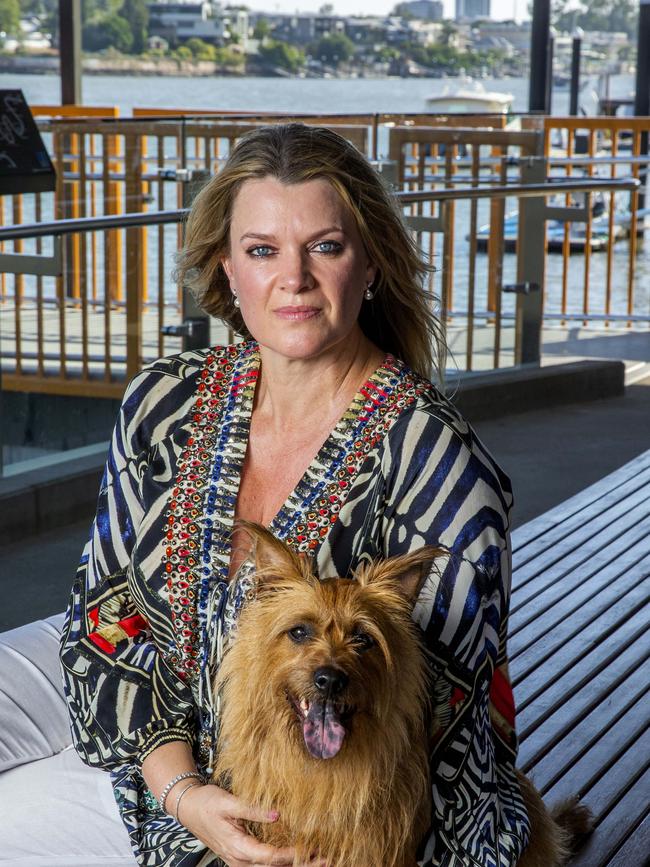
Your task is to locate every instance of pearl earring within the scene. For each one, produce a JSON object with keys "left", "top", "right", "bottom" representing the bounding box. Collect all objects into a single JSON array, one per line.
[
  {"left": 364, "top": 283, "right": 375, "bottom": 301},
  {"left": 231, "top": 290, "right": 240, "bottom": 308}
]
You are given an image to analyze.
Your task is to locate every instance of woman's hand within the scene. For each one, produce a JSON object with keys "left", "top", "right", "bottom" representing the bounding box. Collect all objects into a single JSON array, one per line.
[{"left": 179, "top": 783, "right": 324, "bottom": 867}]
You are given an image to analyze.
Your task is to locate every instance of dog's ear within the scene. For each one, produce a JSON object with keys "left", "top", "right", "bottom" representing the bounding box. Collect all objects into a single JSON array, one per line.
[
  {"left": 234, "top": 520, "right": 309, "bottom": 589},
  {"left": 359, "top": 546, "right": 446, "bottom": 605}
]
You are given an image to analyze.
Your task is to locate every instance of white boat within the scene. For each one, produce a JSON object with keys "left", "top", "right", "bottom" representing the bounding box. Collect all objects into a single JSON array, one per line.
[{"left": 426, "top": 77, "right": 513, "bottom": 114}]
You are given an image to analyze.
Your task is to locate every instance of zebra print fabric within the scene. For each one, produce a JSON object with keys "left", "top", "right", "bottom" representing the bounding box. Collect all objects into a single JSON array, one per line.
[{"left": 60, "top": 341, "right": 530, "bottom": 866}]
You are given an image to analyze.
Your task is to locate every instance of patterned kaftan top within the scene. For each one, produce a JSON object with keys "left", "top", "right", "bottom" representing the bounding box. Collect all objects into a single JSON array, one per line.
[{"left": 60, "top": 341, "right": 530, "bottom": 867}]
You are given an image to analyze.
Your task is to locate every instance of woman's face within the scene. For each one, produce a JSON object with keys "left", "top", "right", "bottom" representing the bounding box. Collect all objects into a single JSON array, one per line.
[{"left": 221, "top": 176, "right": 377, "bottom": 362}]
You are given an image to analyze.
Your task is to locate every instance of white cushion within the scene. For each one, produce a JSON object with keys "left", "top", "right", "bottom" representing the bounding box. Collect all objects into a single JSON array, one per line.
[
  {"left": 0, "top": 744, "right": 135, "bottom": 865},
  {"left": 0, "top": 614, "right": 71, "bottom": 773}
]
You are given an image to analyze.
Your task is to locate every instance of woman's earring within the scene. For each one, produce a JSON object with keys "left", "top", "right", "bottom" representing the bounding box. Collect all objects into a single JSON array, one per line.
[
  {"left": 364, "top": 282, "right": 375, "bottom": 301},
  {"left": 232, "top": 290, "right": 240, "bottom": 308}
]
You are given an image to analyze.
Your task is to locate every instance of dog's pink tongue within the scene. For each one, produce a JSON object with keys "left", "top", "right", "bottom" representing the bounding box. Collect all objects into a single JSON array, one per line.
[{"left": 303, "top": 700, "right": 345, "bottom": 759}]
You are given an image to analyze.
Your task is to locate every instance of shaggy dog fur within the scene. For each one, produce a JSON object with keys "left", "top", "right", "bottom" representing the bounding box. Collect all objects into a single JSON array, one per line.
[{"left": 214, "top": 522, "right": 591, "bottom": 866}]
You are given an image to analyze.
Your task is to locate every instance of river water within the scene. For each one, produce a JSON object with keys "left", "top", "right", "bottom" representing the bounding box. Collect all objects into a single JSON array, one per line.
[{"left": 1, "top": 70, "right": 637, "bottom": 121}]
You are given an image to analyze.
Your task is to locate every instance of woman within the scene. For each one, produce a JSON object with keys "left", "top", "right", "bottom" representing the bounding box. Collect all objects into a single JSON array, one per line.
[{"left": 60, "top": 123, "right": 529, "bottom": 867}]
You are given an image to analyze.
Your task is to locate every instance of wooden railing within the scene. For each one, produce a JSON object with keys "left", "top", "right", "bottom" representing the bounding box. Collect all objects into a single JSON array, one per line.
[{"left": 1, "top": 111, "right": 648, "bottom": 400}]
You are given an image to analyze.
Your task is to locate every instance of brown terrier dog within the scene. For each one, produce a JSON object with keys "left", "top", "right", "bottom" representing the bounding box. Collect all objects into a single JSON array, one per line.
[{"left": 214, "top": 522, "right": 590, "bottom": 867}]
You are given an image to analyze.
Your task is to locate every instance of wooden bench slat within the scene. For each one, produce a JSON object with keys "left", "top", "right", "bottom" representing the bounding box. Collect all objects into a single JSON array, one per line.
[
  {"left": 509, "top": 555, "right": 650, "bottom": 683},
  {"left": 512, "top": 450, "right": 650, "bottom": 551},
  {"left": 511, "top": 502, "right": 650, "bottom": 621},
  {"left": 508, "top": 452, "right": 650, "bottom": 866},
  {"left": 511, "top": 575, "right": 650, "bottom": 711},
  {"left": 551, "top": 745, "right": 650, "bottom": 867},
  {"left": 602, "top": 812, "right": 650, "bottom": 867},
  {"left": 517, "top": 632, "right": 649, "bottom": 767},
  {"left": 519, "top": 669, "right": 648, "bottom": 789},
  {"left": 512, "top": 465, "right": 650, "bottom": 568},
  {"left": 511, "top": 492, "right": 650, "bottom": 607}
]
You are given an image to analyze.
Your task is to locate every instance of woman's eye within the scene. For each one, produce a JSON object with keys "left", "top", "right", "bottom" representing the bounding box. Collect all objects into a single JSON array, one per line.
[
  {"left": 352, "top": 632, "right": 375, "bottom": 652},
  {"left": 288, "top": 625, "right": 312, "bottom": 643},
  {"left": 312, "top": 240, "right": 342, "bottom": 255},
  {"left": 248, "top": 245, "right": 274, "bottom": 258}
]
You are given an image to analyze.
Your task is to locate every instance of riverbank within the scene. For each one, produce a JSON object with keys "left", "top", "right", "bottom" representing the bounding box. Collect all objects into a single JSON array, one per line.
[{"left": 0, "top": 53, "right": 247, "bottom": 77}]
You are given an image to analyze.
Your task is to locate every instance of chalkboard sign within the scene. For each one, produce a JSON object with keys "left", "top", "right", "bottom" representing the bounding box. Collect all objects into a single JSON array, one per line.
[{"left": 0, "top": 90, "right": 56, "bottom": 196}]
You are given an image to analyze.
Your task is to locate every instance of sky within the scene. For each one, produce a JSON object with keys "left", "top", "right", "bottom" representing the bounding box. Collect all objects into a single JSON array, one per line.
[{"left": 251, "top": 1, "right": 530, "bottom": 23}]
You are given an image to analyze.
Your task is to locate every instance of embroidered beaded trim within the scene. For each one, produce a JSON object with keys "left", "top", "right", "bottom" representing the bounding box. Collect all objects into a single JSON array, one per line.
[{"left": 162, "top": 343, "right": 259, "bottom": 682}]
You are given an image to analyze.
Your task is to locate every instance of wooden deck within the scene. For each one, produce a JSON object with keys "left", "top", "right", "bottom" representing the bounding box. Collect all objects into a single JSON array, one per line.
[{"left": 511, "top": 449, "right": 650, "bottom": 866}]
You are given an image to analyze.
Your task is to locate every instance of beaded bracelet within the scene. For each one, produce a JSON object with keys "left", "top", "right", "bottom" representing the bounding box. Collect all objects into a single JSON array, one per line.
[
  {"left": 159, "top": 771, "right": 204, "bottom": 814},
  {"left": 174, "top": 780, "right": 202, "bottom": 823}
]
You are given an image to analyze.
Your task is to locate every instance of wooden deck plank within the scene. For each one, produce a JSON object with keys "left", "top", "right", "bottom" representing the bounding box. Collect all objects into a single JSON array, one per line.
[
  {"left": 518, "top": 667, "right": 648, "bottom": 789},
  {"left": 510, "top": 452, "right": 650, "bottom": 867},
  {"left": 511, "top": 450, "right": 650, "bottom": 553},
  {"left": 556, "top": 751, "right": 650, "bottom": 867},
  {"left": 603, "top": 812, "right": 650, "bottom": 867},
  {"left": 515, "top": 618, "right": 650, "bottom": 738},
  {"left": 511, "top": 480, "right": 650, "bottom": 605},
  {"left": 511, "top": 576, "right": 650, "bottom": 711},
  {"left": 517, "top": 631, "right": 649, "bottom": 768},
  {"left": 510, "top": 494, "right": 650, "bottom": 618}
]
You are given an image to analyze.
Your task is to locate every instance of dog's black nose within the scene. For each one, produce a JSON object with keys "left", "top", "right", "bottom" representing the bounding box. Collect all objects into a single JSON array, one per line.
[{"left": 313, "top": 666, "right": 349, "bottom": 696}]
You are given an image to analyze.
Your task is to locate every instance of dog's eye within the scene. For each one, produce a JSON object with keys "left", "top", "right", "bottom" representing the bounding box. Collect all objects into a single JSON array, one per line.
[
  {"left": 288, "top": 625, "right": 312, "bottom": 643},
  {"left": 352, "top": 632, "right": 375, "bottom": 652}
]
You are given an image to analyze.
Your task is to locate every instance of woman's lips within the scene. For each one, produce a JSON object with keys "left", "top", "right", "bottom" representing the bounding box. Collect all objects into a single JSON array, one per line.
[{"left": 274, "top": 306, "right": 321, "bottom": 321}]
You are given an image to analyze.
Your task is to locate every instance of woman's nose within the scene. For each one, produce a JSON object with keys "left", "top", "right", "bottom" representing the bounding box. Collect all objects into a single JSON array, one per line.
[{"left": 279, "top": 249, "right": 313, "bottom": 292}]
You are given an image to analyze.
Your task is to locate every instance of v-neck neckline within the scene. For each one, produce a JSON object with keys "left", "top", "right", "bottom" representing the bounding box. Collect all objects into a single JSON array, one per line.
[{"left": 229, "top": 342, "right": 394, "bottom": 541}]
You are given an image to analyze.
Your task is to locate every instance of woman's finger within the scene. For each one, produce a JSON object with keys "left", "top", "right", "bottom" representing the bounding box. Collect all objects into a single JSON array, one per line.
[
  {"left": 218, "top": 789, "right": 280, "bottom": 825},
  {"left": 226, "top": 827, "right": 297, "bottom": 865}
]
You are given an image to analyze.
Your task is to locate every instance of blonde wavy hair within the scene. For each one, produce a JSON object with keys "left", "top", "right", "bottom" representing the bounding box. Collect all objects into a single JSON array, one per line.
[{"left": 175, "top": 123, "right": 446, "bottom": 380}]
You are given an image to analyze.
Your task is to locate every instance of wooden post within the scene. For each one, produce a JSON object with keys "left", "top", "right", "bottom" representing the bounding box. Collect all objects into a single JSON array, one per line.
[{"left": 59, "top": 0, "right": 82, "bottom": 106}]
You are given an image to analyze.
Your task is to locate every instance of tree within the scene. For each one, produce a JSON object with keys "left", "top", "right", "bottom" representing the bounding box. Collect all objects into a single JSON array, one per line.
[
  {"left": 258, "top": 39, "right": 304, "bottom": 73},
  {"left": 0, "top": 0, "right": 20, "bottom": 36},
  {"left": 311, "top": 32, "right": 354, "bottom": 66},
  {"left": 185, "top": 37, "right": 216, "bottom": 61},
  {"left": 120, "top": 0, "right": 148, "bottom": 53},
  {"left": 552, "top": 0, "right": 637, "bottom": 38},
  {"left": 83, "top": 13, "right": 132, "bottom": 52},
  {"left": 253, "top": 17, "right": 270, "bottom": 40}
]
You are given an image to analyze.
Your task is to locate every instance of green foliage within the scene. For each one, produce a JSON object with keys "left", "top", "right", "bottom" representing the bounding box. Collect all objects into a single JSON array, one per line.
[
  {"left": 552, "top": 0, "right": 637, "bottom": 38},
  {"left": 185, "top": 37, "right": 216, "bottom": 60},
  {"left": 258, "top": 38, "right": 304, "bottom": 72},
  {"left": 173, "top": 45, "right": 192, "bottom": 60},
  {"left": 83, "top": 13, "right": 132, "bottom": 52},
  {"left": 0, "top": 0, "right": 20, "bottom": 36},
  {"left": 120, "top": 0, "right": 149, "bottom": 53},
  {"left": 311, "top": 32, "right": 355, "bottom": 66},
  {"left": 253, "top": 16, "right": 270, "bottom": 40},
  {"left": 213, "top": 45, "right": 244, "bottom": 67}
]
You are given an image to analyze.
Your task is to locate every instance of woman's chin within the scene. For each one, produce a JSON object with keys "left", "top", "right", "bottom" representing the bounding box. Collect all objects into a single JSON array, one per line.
[{"left": 254, "top": 328, "right": 359, "bottom": 364}]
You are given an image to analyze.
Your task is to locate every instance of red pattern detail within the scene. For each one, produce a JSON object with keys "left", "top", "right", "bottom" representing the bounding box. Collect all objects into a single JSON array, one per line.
[
  {"left": 89, "top": 633, "right": 117, "bottom": 655},
  {"left": 450, "top": 686, "right": 466, "bottom": 708},
  {"left": 87, "top": 613, "right": 149, "bottom": 656},
  {"left": 489, "top": 667, "right": 516, "bottom": 728}
]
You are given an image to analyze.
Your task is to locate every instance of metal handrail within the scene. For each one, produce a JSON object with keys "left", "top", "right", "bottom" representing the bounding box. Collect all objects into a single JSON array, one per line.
[{"left": 0, "top": 178, "right": 640, "bottom": 243}]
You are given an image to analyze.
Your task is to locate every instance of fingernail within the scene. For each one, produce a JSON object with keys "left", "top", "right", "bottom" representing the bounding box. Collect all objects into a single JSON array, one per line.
[{"left": 267, "top": 810, "right": 279, "bottom": 821}]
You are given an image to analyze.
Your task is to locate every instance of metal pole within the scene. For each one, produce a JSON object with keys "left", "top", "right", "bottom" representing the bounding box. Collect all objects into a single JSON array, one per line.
[
  {"left": 59, "top": 0, "right": 82, "bottom": 105},
  {"left": 635, "top": 2, "right": 650, "bottom": 117},
  {"left": 528, "top": 0, "right": 551, "bottom": 112},
  {"left": 546, "top": 35, "right": 554, "bottom": 115},
  {"left": 569, "top": 29, "right": 583, "bottom": 116},
  {"left": 635, "top": 1, "right": 650, "bottom": 209}
]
